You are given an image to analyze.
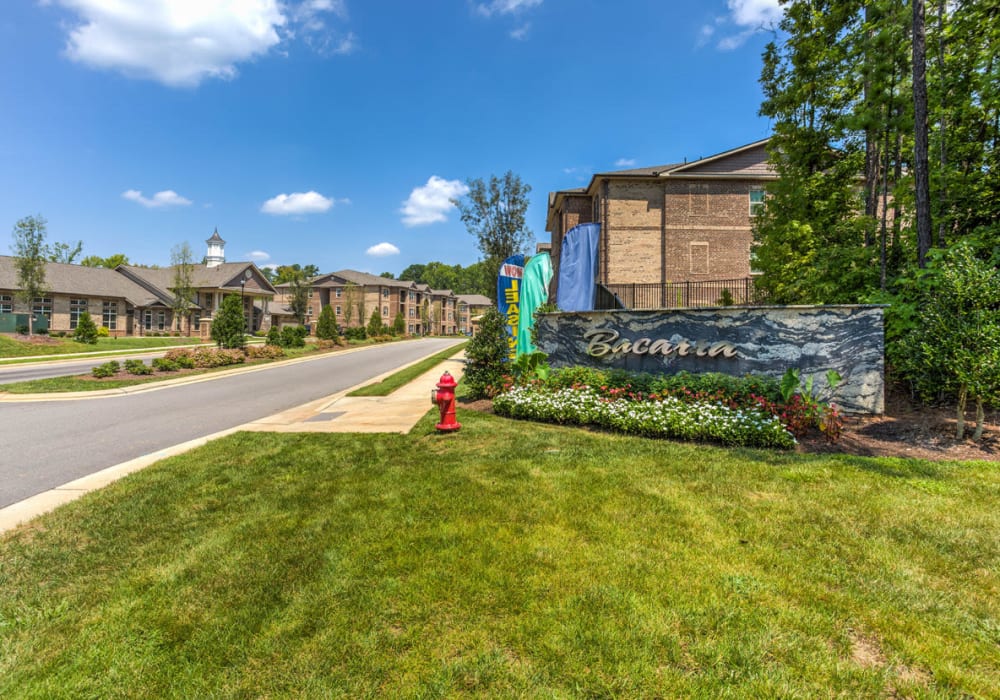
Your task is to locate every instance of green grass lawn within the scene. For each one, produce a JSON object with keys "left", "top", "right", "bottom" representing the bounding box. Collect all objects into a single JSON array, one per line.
[
  {"left": 1, "top": 409, "right": 997, "bottom": 697},
  {"left": 348, "top": 341, "right": 466, "bottom": 396},
  {"left": 0, "top": 334, "right": 202, "bottom": 360}
]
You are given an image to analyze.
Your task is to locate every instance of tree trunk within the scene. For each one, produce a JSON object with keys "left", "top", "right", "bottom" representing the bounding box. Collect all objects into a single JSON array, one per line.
[
  {"left": 913, "top": 0, "right": 933, "bottom": 267},
  {"left": 956, "top": 385, "right": 967, "bottom": 440},
  {"left": 973, "top": 397, "right": 985, "bottom": 442}
]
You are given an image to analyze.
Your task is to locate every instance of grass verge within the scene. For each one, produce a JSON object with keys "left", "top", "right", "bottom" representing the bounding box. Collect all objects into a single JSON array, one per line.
[
  {"left": 347, "top": 341, "right": 466, "bottom": 396},
  {"left": 0, "top": 409, "right": 996, "bottom": 697},
  {"left": 0, "top": 335, "right": 204, "bottom": 360}
]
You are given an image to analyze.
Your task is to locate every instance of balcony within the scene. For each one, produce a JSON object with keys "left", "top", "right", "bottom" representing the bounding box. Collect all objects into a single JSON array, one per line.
[{"left": 595, "top": 278, "right": 766, "bottom": 310}]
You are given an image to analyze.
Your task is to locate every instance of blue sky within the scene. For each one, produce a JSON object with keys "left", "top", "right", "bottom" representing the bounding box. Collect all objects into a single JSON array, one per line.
[{"left": 1, "top": 0, "right": 783, "bottom": 275}]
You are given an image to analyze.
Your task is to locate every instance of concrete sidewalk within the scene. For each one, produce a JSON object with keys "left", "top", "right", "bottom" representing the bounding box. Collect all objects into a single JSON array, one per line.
[
  {"left": 242, "top": 352, "right": 465, "bottom": 434},
  {"left": 0, "top": 350, "right": 466, "bottom": 534}
]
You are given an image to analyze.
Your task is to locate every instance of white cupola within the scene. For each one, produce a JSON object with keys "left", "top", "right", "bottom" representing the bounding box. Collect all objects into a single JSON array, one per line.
[{"left": 205, "top": 228, "right": 226, "bottom": 267}]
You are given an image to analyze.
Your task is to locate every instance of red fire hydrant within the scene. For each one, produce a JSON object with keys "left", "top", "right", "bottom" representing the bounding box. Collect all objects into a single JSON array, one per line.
[{"left": 431, "top": 371, "right": 461, "bottom": 432}]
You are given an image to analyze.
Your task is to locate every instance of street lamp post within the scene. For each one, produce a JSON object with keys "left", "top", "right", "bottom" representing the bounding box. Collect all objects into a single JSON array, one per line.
[{"left": 240, "top": 269, "right": 252, "bottom": 334}]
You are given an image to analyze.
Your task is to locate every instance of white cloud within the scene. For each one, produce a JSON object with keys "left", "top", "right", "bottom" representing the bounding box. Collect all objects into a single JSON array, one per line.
[
  {"left": 248, "top": 250, "right": 271, "bottom": 261},
  {"left": 400, "top": 176, "right": 469, "bottom": 227},
  {"left": 366, "top": 242, "right": 400, "bottom": 257},
  {"left": 122, "top": 189, "right": 192, "bottom": 208},
  {"left": 509, "top": 23, "right": 530, "bottom": 40},
  {"left": 475, "top": 0, "right": 543, "bottom": 17},
  {"left": 52, "top": 0, "right": 356, "bottom": 86},
  {"left": 261, "top": 191, "right": 335, "bottom": 215},
  {"left": 702, "top": 0, "right": 782, "bottom": 51},
  {"left": 614, "top": 158, "right": 637, "bottom": 168},
  {"left": 727, "top": 0, "right": 782, "bottom": 28}
]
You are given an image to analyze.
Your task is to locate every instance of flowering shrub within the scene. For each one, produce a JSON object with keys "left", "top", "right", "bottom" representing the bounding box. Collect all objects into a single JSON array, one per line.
[
  {"left": 245, "top": 344, "right": 286, "bottom": 360},
  {"left": 164, "top": 347, "right": 246, "bottom": 368},
  {"left": 493, "top": 385, "right": 796, "bottom": 449}
]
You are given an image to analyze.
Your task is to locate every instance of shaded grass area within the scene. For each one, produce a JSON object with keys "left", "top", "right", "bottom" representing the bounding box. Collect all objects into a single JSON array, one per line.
[
  {"left": 1, "top": 411, "right": 997, "bottom": 697},
  {"left": 0, "top": 334, "right": 201, "bottom": 359},
  {"left": 347, "top": 341, "right": 466, "bottom": 396}
]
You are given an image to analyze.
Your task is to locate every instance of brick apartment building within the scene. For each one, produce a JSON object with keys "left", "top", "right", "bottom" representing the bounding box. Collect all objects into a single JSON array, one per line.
[
  {"left": 273, "top": 270, "right": 461, "bottom": 336},
  {"left": 546, "top": 138, "right": 776, "bottom": 307}
]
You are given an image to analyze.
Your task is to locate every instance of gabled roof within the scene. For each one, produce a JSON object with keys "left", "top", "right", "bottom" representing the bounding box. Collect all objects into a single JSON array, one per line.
[
  {"left": 0, "top": 256, "right": 167, "bottom": 307},
  {"left": 547, "top": 138, "right": 774, "bottom": 231},
  {"left": 120, "top": 262, "right": 276, "bottom": 296},
  {"left": 457, "top": 294, "right": 492, "bottom": 306}
]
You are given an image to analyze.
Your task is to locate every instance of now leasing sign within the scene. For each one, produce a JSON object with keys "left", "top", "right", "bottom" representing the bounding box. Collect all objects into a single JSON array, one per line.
[{"left": 534, "top": 306, "right": 886, "bottom": 414}]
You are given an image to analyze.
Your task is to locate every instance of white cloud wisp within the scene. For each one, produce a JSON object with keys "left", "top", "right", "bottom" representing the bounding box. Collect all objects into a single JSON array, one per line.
[{"left": 122, "top": 189, "right": 192, "bottom": 208}]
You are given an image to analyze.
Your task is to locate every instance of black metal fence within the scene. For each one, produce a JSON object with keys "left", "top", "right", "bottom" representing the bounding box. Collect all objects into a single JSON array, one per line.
[{"left": 595, "top": 278, "right": 766, "bottom": 310}]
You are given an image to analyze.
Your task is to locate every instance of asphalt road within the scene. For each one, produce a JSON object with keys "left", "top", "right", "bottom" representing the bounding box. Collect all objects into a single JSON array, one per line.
[
  {"left": 0, "top": 349, "right": 187, "bottom": 384},
  {"left": 0, "top": 338, "right": 462, "bottom": 508}
]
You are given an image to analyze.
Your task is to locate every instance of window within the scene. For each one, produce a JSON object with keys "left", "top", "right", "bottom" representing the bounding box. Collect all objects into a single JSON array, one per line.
[
  {"left": 308, "top": 288, "right": 314, "bottom": 297},
  {"left": 144, "top": 310, "right": 152, "bottom": 330},
  {"left": 409, "top": 308, "right": 415, "bottom": 318},
  {"left": 335, "top": 288, "right": 342, "bottom": 298},
  {"left": 383, "top": 305, "right": 389, "bottom": 316},
  {"left": 688, "top": 184, "right": 710, "bottom": 215},
  {"left": 102, "top": 301, "right": 118, "bottom": 330},
  {"left": 307, "top": 305, "right": 313, "bottom": 316},
  {"left": 689, "top": 242, "right": 710, "bottom": 275},
  {"left": 408, "top": 324, "right": 414, "bottom": 334},
  {"left": 157, "top": 311, "right": 166, "bottom": 331},
  {"left": 69, "top": 298, "right": 88, "bottom": 329},
  {"left": 193, "top": 313, "right": 201, "bottom": 331},
  {"left": 750, "top": 188, "right": 766, "bottom": 216},
  {"left": 408, "top": 291, "right": 415, "bottom": 301},
  {"left": 335, "top": 305, "right": 342, "bottom": 315},
  {"left": 32, "top": 297, "right": 52, "bottom": 320},
  {"left": 382, "top": 288, "right": 389, "bottom": 299},
  {"left": 0, "top": 294, "right": 11, "bottom": 314}
]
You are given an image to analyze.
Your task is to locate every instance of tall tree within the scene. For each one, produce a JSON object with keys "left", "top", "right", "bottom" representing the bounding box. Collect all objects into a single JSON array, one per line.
[
  {"left": 274, "top": 264, "right": 319, "bottom": 284},
  {"left": 288, "top": 272, "right": 310, "bottom": 324},
  {"left": 170, "top": 242, "right": 195, "bottom": 332},
  {"left": 11, "top": 215, "right": 49, "bottom": 336},
  {"left": 454, "top": 171, "right": 533, "bottom": 300},
  {"left": 47, "top": 240, "right": 83, "bottom": 264},
  {"left": 343, "top": 282, "right": 357, "bottom": 327},
  {"left": 80, "top": 253, "right": 130, "bottom": 269},
  {"left": 912, "top": 0, "right": 932, "bottom": 267}
]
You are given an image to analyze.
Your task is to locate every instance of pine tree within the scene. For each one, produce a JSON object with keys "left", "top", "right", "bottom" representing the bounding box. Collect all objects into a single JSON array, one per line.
[
  {"left": 316, "top": 304, "right": 339, "bottom": 340},
  {"left": 74, "top": 310, "right": 98, "bottom": 344},
  {"left": 463, "top": 307, "right": 508, "bottom": 399},
  {"left": 211, "top": 295, "right": 246, "bottom": 349}
]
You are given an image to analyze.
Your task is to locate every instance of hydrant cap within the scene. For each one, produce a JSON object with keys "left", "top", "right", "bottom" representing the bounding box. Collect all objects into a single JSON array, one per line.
[{"left": 437, "top": 371, "right": 457, "bottom": 389}]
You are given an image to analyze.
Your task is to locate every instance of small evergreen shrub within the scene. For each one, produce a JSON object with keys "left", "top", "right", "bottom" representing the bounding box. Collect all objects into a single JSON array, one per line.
[
  {"left": 91, "top": 360, "right": 120, "bottom": 378},
  {"left": 74, "top": 311, "right": 99, "bottom": 344},
  {"left": 266, "top": 326, "right": 282, "bottom": 346},
  {"left": 152, "top": 358, "right": 179, "bottom": 372},
  {"left": 280, "top": 325, "right": 308, "bottom": 348},
  {"left": 464, "top": 307, "right": 508, "bottom": 399},
  {"left": 124, "top": 359, "right": 153, "bottom": 375},
  {"left": 343, "top": 326, "right": 367, "bottom": 341},
  {"left": 315, "top": 305, "right": 339, "bottom": 341}
]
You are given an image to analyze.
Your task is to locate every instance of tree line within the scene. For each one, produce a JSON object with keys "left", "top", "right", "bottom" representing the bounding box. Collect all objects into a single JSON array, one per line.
[{"left": 753, "top": 0, "right": 1000, "bottom": 438}]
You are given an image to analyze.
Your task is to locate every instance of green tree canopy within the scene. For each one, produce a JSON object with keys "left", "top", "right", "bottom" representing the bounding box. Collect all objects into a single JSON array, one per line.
[
  {"left": 11, "top": 214, "right": 49, "bottom": 336},
  {"left": 80, "top": 253, "right": 130, "bottom": 269}
]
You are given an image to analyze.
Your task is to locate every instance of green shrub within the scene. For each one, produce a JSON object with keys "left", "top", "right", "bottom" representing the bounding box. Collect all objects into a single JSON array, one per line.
[
  {"left": 15, "top": 324, "right": 28, "bottom": 335},
  {"left": 152, "top": 358, "right": 179, "bottom": 372},
  {"left": 280, "top": 325, "right": 308, "bottom": 348},
  {"left": 73, "top": 311, "right": 99, "bottom": 344},
  {"left": 464, "top": 307, "right": 508, "bottom": 399},
  {"left": 343, "top": 326, "right": 367, "bottom": 341},
  {"left": 97, "top": 326, "right": 110, "bottom": 337},
  {"left": 124, "top": 359, "right": 153, "bottom": 375},
  {"left": 91, "top": 360, "right": 120, "bottom": 378},
  {"left": 266, "top": 326, "right": 282, "bottom": 346}
]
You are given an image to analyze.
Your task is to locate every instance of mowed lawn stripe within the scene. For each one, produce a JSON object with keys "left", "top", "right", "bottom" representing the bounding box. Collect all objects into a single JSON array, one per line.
[{"left": 0, "top": 410, "right": 996, "bottom": 697}]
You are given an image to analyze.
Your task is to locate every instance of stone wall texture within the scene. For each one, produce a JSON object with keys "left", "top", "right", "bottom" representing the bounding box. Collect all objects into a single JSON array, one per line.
[{"left": 535, "top": 305, "right": 886, "bottom": 414}]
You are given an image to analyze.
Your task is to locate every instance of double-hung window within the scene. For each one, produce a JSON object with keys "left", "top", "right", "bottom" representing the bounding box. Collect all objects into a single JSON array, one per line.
[
  {"left": 1, "top": 294, "right": 13, "bottom": 314},
  {"left": 102, "top": 301, "right": 118, "bottom": 330},
  {"left": 33, "top": 297, "right": 52, "bottom": 320},
  {"left": 70, "top": 298, "right": 88, "bottom": 329}
]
